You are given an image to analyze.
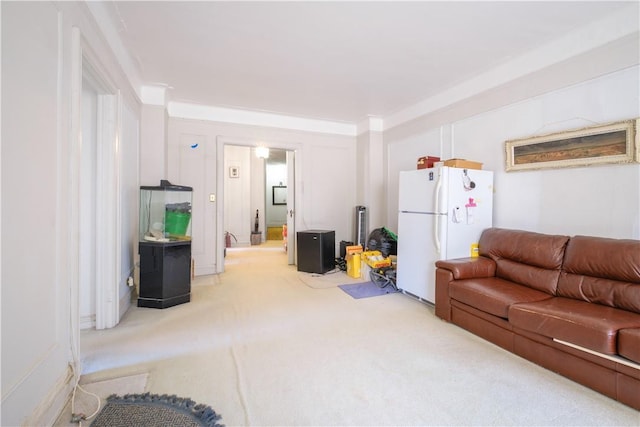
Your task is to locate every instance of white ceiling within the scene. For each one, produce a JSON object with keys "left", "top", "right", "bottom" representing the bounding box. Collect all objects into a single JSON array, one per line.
[{"left": 102, "top": 1, "right": 637, "bottom": 125}]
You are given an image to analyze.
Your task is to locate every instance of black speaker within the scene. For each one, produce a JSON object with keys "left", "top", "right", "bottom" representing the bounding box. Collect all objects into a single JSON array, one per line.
[{"left": 297, "top": 230, "right": 335, "bottom": 274}]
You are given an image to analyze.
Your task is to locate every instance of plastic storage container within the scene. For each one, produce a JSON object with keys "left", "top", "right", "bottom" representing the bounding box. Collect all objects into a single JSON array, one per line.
[{"left": 362, "top": 250, "right": 392, "bottom": 268}]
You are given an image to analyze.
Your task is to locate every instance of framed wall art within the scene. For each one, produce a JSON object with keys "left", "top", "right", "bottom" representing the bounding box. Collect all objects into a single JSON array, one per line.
[
  {"left": 505, "top": 119, "right": 637, "bottom": 172},
  {"left": 272, "top": 185, "right": 287, "bottom": 205}
]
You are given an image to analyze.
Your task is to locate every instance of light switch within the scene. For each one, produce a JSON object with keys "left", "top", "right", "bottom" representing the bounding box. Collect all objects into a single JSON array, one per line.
[{"left": 209, "top": 194, "right": 216, "bottom": 202}]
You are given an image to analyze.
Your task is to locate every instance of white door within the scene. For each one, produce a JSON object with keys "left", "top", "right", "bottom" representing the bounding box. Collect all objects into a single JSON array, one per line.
[
  {"left": 286, "top": 151, "right": 296, "bottom": 265},
  {"left": 79, "top": 80, "right": 98, "bottom": 329},
  {"left": 178, "top": 135, "right": 217, "bottom": 275}
]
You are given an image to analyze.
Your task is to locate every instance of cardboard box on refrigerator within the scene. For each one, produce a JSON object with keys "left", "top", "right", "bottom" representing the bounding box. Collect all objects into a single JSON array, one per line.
[{"left": 443, "top": 158, "right": 483, "bottom": 170}]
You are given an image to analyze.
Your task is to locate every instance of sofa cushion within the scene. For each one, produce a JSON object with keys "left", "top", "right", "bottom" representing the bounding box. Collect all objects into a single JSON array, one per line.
[
  {"left": 449, "top": 277, "right": 552, "bottom": 319},
  {"left": 509, "top": 297, "right": 640, "bottom": 355},
  {"left": 557, "top": 235, "right": 640, "bottom": 313},
  {"left": 618, "top": 328, "right": 640, "bottom": 364},
  {"left": 479, "top": 228, "right": 569, "bottom": 294}
]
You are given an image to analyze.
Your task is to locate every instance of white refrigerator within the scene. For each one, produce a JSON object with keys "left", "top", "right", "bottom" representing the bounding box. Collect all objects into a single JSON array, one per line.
[{"left": 397, "top": 166, "right": 494, "bottom": 303}]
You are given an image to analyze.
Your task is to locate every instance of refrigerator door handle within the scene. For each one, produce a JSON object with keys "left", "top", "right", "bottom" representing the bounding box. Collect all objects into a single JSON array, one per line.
[
  {"left": 434, "top": 173, "right": 442, "bottom": 254},
  {"left": 434, "top": 215, "right": 441, "bottom": 254}
]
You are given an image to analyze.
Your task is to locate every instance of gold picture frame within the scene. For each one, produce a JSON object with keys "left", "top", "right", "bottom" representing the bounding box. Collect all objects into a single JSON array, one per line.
[{"left": 505, "top": 119, "right": 637, "bottom": 172}]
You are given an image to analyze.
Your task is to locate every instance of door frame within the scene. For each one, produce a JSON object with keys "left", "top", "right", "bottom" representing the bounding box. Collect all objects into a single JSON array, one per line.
[
  {"left": 286, "top": 150, "right": 296, "bottom": 265},
  {"left": 216, "top": 136, "right": 302, "bottom": 272},
  {"left": 71, "top": 28, "right": 121, "bottom": 332}
]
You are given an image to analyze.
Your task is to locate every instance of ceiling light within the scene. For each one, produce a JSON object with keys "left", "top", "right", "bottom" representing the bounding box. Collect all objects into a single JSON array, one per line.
[{"left": 256, "top": 146, "right": 270, "bottom": 159}]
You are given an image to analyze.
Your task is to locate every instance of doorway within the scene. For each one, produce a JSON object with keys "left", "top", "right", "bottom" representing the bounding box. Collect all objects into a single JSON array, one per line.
[
  {"left": 78, "top": 58, "right": 120, "bottom": 330},
  {"left": 265, "top": 150, "right": 287, "bottom": 242},
  {"left": 222, "top": 145, "right": 295, "bottom": 265}
]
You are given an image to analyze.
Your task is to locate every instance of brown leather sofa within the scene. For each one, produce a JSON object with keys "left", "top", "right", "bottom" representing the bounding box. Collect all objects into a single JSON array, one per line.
[{"left": 435, "top": 228, "right": 640, "bottom": 410}]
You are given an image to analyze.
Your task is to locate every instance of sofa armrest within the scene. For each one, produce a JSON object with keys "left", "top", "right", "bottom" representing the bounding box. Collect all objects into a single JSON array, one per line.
[
  {"left": 435, "top": 268, "right": 454, "bottom": 321},
  {"left": 435, "top": 257, "right": 496, "bottom": 322},
  {"left": 435, "top": 256, "right": 497, "bottom": 279}
]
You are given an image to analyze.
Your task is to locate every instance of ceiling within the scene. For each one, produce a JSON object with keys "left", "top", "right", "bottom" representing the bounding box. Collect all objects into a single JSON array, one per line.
[{"left": 103, "top": 1, "right": 636, "bottom": 125}]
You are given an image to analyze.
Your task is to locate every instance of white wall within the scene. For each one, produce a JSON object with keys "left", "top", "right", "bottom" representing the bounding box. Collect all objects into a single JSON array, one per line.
[
  {"left": 120, "top": 103, "right": 140, "bottom": 314},
  {"left": 265, "top": 160, "right": 287, "bottom": 228},
  {"left": 250, "top": 150, "right": 267, "bottom": 241},
  {"left": 385, "top": 66, "right": 640, "bottom": 239},
  {"left": 356, "top": 130, "right": 385, "bottom": 235},
  {"left": 140, "top": 104, "right": 167, "bottom": 186},
  {"left": 167, "top": 118, "right": 357, "bottom": 259},
  {"left": 1, "top": 2, "right": 141, "bottom": 425},
  {"left": 224, "top": 145, "right": 253, "bottom": 244},
  {"left": 1, "top": 4, "right": 70, "bottom": 425}
]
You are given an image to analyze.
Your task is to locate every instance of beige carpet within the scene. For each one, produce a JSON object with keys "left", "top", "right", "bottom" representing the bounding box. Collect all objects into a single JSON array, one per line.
[
  {"left": 58, "top": 243, "right": 639, "bottom": 426},
  {"left": 297, "top": 269, "right": 365, "bottom": 289}
]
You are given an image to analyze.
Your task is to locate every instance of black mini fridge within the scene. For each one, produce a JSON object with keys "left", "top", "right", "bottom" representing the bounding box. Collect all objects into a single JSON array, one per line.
[{"left": 297, "top": 230, "right": 335, "bottom": 274}]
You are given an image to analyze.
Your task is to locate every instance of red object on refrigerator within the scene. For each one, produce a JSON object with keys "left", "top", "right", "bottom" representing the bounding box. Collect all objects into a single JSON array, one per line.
[{"left": 417, "top": 156, "right": 440, "bottom": 169}]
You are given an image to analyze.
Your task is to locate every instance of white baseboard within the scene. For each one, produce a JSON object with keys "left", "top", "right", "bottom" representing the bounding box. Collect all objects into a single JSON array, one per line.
[
  {"left": 195, "top": 266, "right": 216, "bottom": 276},
  {"left": 80, "top": 287, "right": 131, "bottom": 329},
  {"left": 80, "top": 314, "right": 96, "bottom": 330},
  {"left": 24, "top": 365, "right": 75, "bottom": 427},
  {"left": 120, "top": 286, "right": 131, "bottom": 321}
]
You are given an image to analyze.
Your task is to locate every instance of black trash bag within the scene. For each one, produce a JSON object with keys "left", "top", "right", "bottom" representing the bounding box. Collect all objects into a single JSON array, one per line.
[{"left": 367, "top": 227, "right": 397, "bottom": 257}]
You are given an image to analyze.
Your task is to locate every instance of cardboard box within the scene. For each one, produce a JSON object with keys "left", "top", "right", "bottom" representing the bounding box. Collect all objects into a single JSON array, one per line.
[
  {"left": 443, "top": 158, "right": 483, "bottom": 170},
  {"left": 417, "top": 156, "right": 440, "bottom": 169},
  {"left": 345, "top": 245, "right": 363, "bottom": 255}
]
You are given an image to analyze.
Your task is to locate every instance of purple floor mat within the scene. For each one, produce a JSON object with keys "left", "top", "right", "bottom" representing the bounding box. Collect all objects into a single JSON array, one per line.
[{"left": 338, "top": 281, "right": 398, "bottom": 299}]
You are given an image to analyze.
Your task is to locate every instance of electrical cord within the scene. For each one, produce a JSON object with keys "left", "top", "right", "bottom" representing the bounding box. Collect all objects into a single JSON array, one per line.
[
  {"left": 68, "top": 277, "right": 101, "bottom": 424},
  {"left": 69, "top": 362, "right": 101, "bottom": 425},
  {"left": 309, "top": 266, "right": 341, "bottom": 277}
]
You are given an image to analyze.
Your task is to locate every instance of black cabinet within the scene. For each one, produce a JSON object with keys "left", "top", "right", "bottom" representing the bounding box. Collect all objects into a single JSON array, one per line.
[
  {"left": 138, "top": 241, "right": 191, "bottom": 308},
  {"left": 297, "top": 230, "right": 335, "bottom": 274}
]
